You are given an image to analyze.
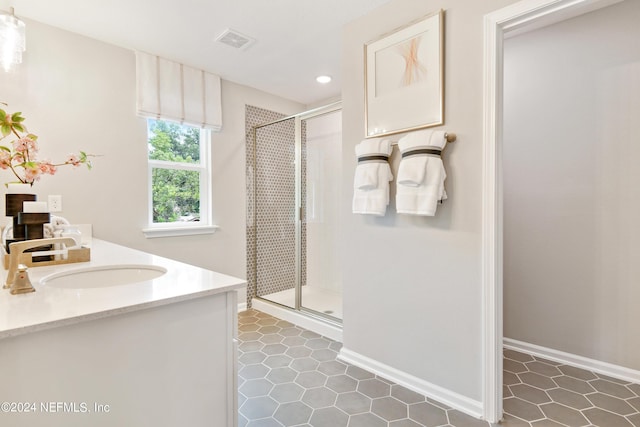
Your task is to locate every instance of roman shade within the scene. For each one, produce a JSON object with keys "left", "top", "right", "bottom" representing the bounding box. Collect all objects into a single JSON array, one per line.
[{"left": 135, "top": 51, "right": 222, "bottom": 131}]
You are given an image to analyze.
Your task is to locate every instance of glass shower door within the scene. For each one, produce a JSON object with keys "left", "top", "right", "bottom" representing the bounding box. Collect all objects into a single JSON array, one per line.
[
  {"left": 300, "top": 108, "right": 342, "bottom": 320},
  {"left": 254, "top": 117, "right": 297, "bottom": 310},
  {"left": 252, "top": 104, "right": 343, "bottom": 322}
]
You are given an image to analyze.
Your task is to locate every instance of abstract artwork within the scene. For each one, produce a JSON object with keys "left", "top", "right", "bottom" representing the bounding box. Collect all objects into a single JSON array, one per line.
[{"left": 365, "top": 10, "right": 444, "bottom": 138}]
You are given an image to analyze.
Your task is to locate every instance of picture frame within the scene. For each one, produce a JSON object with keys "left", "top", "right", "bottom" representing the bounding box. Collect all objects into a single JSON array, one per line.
[{"left": 364, "top": 10, "right": 444, "bottom": 138}]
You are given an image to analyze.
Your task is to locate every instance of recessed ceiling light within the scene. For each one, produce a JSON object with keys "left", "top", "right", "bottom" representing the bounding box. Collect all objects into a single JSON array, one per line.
[{"left": 316, "top": 75, "right": 332, "bottom": 84}]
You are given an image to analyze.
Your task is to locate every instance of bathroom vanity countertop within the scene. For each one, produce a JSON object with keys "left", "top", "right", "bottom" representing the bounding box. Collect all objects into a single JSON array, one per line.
[{"left": 0, "top": 239, "right": 246, "bottom": 339}]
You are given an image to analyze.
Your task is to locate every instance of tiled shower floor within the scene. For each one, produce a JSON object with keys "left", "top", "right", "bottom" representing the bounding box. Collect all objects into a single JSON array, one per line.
[{"left": 238, "top": 309, "right": 640, "bottom": 426}]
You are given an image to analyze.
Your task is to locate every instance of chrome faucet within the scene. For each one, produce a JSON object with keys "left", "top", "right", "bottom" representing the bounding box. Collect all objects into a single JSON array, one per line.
[{"left": 4, "top": 237, "right": 77, "bottom": 290}]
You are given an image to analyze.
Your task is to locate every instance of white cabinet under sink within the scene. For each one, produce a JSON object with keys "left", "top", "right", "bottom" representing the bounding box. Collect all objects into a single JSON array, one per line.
[{"left": 0, "top": 239, "right": 244, "bottom": 427}]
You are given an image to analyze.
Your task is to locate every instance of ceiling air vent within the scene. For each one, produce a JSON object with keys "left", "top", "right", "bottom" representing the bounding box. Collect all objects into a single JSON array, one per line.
[{"left": 215, "top": 29, "right": 255, "bottom": 50}]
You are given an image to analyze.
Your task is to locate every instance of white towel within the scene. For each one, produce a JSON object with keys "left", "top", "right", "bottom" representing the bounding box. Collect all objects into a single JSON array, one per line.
[
  {"left": 396, "top": 130, "right": 448, "bottom": 216},
  {"left": 397, "top": 156, "right": 427, "bottom": 187},
  {"left": 354, "top": 163, "right": 379, "bottom": 190},
  {"left": 352, "top": 139, "right": 393, "bottom": 216}
]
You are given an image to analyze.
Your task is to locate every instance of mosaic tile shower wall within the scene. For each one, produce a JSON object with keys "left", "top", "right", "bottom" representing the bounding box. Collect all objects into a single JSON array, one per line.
[
  {"left": 255, "top": 118, "right": 297, "bottom": 302},
  {"left": 300, "top": 119, "right": 307, "bottom": 292},
  {"left": 245, "top": 105, "right": 307, "bottom": 308}
]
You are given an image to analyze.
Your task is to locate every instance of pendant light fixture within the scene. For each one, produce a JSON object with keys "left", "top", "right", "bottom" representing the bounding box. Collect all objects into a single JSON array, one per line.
[{"left": 0, "top": 7, "right": 26, "bottom": 72}]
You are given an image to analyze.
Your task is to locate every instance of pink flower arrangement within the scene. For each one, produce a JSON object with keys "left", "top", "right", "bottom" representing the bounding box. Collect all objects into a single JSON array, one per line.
[{"left": 0, "top": 104, "right": 93, "bottom": 186}]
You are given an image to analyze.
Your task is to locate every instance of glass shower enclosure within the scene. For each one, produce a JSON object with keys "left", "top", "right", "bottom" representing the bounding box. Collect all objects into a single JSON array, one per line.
[{"left": 252, "top": 103, "right": 342, "bottom": 322}]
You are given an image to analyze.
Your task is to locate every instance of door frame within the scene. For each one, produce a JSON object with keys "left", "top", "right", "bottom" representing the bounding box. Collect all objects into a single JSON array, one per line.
[{"left": 481, "top": 0, "right": 623, "bottom": 422}]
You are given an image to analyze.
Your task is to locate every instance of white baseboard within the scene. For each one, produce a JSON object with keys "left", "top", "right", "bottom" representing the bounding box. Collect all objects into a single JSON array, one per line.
[
  {"left": 238, "top": 302, "right": 247, "bottom": 312},
  {"left": 504, "top": 338, "right": 640, "bottom": 384},
  {"left": 252, "top": 299, "right": 342, "bottom": 342},
  {"left": 338, "top": 347, "right": 484, "bottom": 419}
]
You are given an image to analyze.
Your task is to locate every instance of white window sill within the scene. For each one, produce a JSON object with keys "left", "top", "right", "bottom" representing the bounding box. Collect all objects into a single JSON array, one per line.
[{"left": 142, "top": 224, "right": 219, "bottom": 239}]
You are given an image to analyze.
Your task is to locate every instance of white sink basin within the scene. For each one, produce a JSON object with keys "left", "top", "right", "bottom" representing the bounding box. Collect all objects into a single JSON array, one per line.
[{"left": 41, "top": 265, "right": 167, "bottom": 289}]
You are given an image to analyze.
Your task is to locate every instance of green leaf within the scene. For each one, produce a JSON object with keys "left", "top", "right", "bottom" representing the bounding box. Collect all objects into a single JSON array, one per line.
[
  {"left": 11, "top": 112, "right": 23, "bottom": 121},
  {"left": 13, "top": 124, "right": 25, "bottom": 133},
  {"left": 1, "top": 124, "right": 11, "bottom": 137},
  {"left": 0, "top": 145, "right": 10, "bottom": 152}
]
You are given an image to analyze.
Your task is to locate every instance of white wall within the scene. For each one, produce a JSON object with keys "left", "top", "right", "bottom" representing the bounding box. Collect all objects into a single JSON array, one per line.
[
  {"left": 503, "top": 1, "right": 640, "bottom": 370},
  {"left": 0, "top": 18, "right": 303, "bottom": 302},
  {"left": 305, "top": 110, "right": 342, "bottom": 293},
  {"left": 341, "top": 0, "right": 517, "bottom": 404}
]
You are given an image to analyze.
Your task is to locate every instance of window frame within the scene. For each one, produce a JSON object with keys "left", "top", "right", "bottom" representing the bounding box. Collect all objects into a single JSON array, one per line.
[{"left": 142, "top": 121, "right": 217, "bottom": 238}]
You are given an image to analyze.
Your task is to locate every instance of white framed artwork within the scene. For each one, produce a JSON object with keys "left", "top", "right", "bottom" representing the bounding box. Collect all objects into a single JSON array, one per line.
[{"left": 364, "top": 10, "right": 444, "bottom": 138}]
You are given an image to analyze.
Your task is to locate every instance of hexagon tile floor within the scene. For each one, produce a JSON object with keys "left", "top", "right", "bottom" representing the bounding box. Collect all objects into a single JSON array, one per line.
[
  {"left": 238, "top": 309, "right": 640, "bottom": 427},
  {"left": 503, "top": 349, "right": 640, "bottom": 426}
]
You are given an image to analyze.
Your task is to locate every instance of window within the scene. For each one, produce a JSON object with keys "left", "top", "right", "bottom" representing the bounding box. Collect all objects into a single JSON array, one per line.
[{"left": 143, "top": 119, "right": 214, "bottom": 238}]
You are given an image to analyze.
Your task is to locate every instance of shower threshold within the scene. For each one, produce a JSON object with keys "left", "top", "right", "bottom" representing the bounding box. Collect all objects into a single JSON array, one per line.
[{"left": 251, "top": 297, "right": 343, "bottom": 342}]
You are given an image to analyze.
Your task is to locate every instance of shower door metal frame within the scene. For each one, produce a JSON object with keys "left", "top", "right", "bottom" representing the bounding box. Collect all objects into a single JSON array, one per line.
[{"left": 253, "top": 101, "right": 342, "bottom": 325}]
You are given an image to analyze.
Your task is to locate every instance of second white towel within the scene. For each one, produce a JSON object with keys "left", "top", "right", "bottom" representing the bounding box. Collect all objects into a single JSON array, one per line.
[{"left": 396, "top": 130, "right": 448, "bottom": 216}]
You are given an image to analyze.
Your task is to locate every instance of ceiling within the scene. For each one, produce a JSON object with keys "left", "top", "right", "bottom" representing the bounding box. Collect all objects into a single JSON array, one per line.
[{"left": 3, "top": 0, "right": 392, "bottom": 105}]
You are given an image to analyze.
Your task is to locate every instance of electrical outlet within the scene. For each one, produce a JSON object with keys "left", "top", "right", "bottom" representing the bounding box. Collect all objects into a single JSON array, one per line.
[{"left": 48, "top": 195, "right": 62, "bottom": 212}]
